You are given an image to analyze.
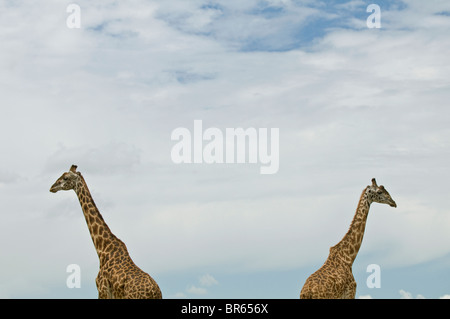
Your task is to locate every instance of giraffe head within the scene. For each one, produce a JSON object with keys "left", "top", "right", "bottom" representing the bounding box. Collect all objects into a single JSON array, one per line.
[
  {"left": 50, "top": 165, "right": 81, "bottom": 193},
  {"left": 366, "top": 178, "right": 397, "bottom": 207}
]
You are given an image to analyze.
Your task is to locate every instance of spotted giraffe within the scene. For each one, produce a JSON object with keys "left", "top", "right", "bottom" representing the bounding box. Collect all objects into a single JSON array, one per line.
[
  {"left": 300, "top": 178, "right": 396, "bottom": 299},
  {"left": 50, "top": 165, "right": 162, "bottom": 299}
]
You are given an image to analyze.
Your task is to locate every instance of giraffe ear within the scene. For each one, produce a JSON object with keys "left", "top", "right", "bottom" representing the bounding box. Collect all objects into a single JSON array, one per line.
[
  {"left": 371, "top": 178, "right": 377, "bottom": 187},
  {"left": 70, "top": 165, "right": 78, "bottom": 173}
]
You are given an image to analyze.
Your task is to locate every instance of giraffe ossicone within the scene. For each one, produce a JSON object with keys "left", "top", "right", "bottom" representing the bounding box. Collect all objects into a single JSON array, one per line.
[
  {"left": 300, "top": 178, "right": 396, "bottom": 299},
  {"left": 50, "top": 165, "right": 162, "bottom": 299}
]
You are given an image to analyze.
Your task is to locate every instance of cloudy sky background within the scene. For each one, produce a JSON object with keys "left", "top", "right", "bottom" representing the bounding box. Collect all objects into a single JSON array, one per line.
[{"left": 1, "top": 0, "right": 450, "bottom": 298}]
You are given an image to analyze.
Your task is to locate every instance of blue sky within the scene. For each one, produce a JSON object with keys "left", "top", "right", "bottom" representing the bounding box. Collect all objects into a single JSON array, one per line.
[{"left": 1, "top": 0, "right": 450, "bottom": 299}]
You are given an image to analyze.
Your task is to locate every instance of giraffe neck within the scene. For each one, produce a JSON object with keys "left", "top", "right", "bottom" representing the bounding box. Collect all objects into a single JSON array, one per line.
[
  {"left": 74, "top": 175, "right": 124, "bottom": 266},
  {"left": 331, "top": 187, "right": 371, "bottom": 266}
]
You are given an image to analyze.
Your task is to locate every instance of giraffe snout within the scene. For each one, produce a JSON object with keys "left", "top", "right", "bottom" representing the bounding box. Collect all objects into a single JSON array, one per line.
[{"left": 50, "top": 182, "right": 60, "bottom": 193}]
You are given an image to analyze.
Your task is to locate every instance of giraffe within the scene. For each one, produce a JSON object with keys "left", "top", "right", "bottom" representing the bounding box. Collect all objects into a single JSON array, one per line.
[
  {"left": 50, "top": 165, "right": 162, "bottom": 299},
  {"left": 300, "top": 178, "right": 396, "bottom": 299}
]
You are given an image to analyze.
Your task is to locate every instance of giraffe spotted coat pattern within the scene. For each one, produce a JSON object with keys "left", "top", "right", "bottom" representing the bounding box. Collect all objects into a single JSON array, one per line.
[
  {"left": 300, "top": 178, "right": 397, "bottom": 299},
  {"left": 50, "top": 165, "right": 162, "bottom": 299}
]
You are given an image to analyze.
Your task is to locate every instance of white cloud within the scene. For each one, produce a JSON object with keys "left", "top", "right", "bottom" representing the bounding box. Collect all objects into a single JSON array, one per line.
[
  {"left": 399, "top": 291, "right": 450, "bottom": 299},
  {"left": 173, "top": 274, "right": 219, "bottom": 298},
  {"left": 0, "top": 170, "right": 21, "bottom": 185},
  {"left": 44, "top": 142, "right": 142, "bottom": 176},
  {"left": 186, "top": 285, "right": 208, "bottom": 295},
  {"left": 172, "top": 292, "right": 187, "bottom": 298},
  {"left": 199, "top": 274, "right": 219, "bottom": 287},
  {"left": 399, "top": 290, "right": 426, "bottom": 299},
  {"left": 154, "top": 0, "right": 331, "bottom": 51},
  {"left": 399, "top": 290, "right": 413, "bottom": 299}
]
